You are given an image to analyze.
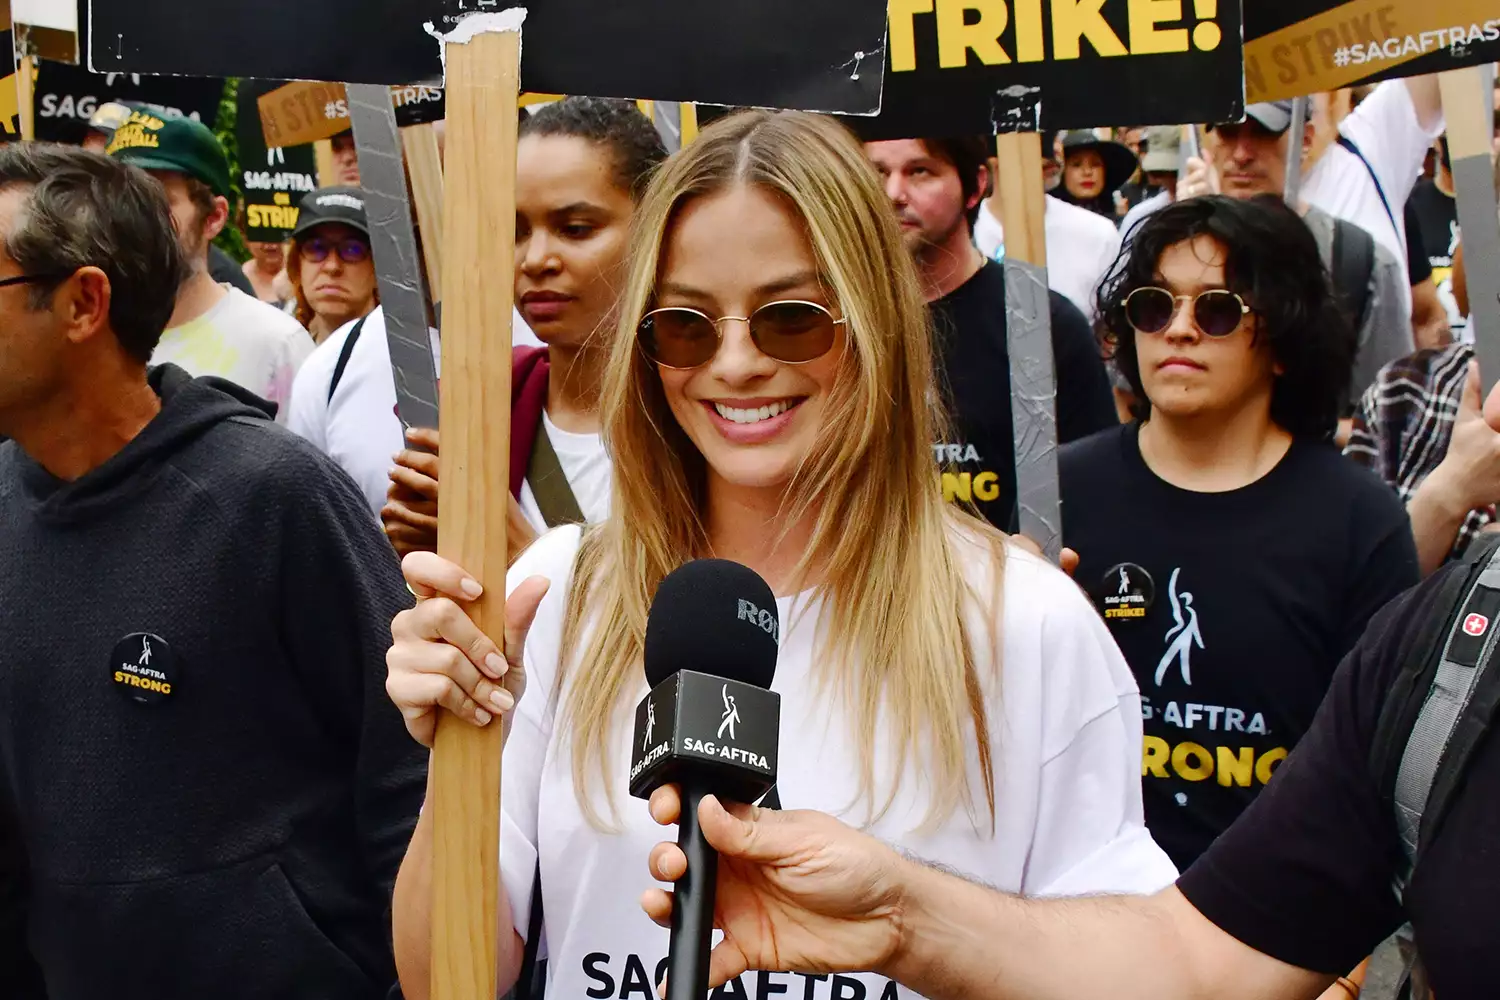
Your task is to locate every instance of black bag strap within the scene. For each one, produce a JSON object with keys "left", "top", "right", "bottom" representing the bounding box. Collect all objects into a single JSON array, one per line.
[
  {"left": 1331, "top": 219, "right": 1376, "bottom": 334},
  {"left": 526, "top": 422, "right": 586, "bottom": 529},
  {"left": 1336, "top": 134, "right": 1399, "bottom": 236},
  {"left": 513, "top": 866, "right": 546, "bottom": 1000},
  {"left": 1371, "top": 533, "right": 1500, "bottom": 899},
  {"left": 328, "top": 315, "right": 370, "bottom": 403}
]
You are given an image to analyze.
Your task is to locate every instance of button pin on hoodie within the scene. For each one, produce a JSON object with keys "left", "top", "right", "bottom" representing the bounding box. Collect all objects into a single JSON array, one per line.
[{"left": 111, "top": 633, "right": 177, "bottom": 704}]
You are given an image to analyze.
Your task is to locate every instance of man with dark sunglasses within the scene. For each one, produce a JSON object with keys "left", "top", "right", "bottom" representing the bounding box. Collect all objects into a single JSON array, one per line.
[
  {"left": 863, "top": 135, "right": 1116, "bottom": 531},
  {"left": 0, "top": 143, "right": 424, "bottom": 999},
  {"left": 1059, "top": 196, "right": 1418, "bottom": 875},
  {"left": 107, "top": 110, "right": 314, "bottom": 423}
]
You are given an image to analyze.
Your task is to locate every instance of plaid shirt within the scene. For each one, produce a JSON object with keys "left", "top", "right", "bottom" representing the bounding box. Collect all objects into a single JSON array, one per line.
[{"left": 1344, "top": 341, "right": 1495, "bottom": 558}]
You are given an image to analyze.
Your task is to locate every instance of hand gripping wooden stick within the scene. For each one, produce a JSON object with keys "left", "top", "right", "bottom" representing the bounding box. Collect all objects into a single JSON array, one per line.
[{"left": 431, "top": 19, "right": 522, "bottom": 1000}]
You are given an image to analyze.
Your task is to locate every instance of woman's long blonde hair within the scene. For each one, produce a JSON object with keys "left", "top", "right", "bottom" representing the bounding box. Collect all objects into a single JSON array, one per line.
[{"left": 558, "top": 110, "right": 1006, "bottom": 830}]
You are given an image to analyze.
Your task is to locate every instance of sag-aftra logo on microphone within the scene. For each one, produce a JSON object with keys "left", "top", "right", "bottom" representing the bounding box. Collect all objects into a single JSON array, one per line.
[{"left": 737, "top": 599, "right": 778, "bottom": 641}]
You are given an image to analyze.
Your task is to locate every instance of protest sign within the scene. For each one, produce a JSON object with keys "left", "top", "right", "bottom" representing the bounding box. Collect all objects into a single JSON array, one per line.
[
  {"left": 236, "top": 79, "right": 318, "bottom": 243},
  {"left": 11, "top": 0, "right": 75, "bottom": 64},
  {"left": 88, "top": 0, "right": 886, "bottom": 114},
  {"left": 0, "top": 17, "right": 18, "bottom": 139},
  {"left": 257, "top": 79, "right": 445, "bottom": 149},
  {"left": 1244, "top": 0, "right": 1500, "bottom": 103},
  {"left": 32, "top": 62, "right": 223, "bottom": 142},
  {"left": 853, "top": 0, "right": 1246, "bottom": 140}
]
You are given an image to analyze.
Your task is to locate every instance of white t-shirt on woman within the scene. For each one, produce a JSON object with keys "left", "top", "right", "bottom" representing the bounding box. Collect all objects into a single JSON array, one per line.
[{"left": 497, "top": 525, "right": 1176, "bottom": 1000}]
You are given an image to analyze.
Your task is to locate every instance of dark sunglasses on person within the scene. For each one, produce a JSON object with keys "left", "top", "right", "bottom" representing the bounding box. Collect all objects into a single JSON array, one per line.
[
  {"left": 638, "top": 300, "right": 845, "bottom": 370},
  {"left": 1124, "top": 286, "right": 1250, "bottom": 338},
  {"left": 302, "top": 236, "right": 371, "bottom": 265}
]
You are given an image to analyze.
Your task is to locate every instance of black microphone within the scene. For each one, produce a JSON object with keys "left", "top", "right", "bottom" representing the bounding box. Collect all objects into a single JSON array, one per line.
[{"left": 630, "top": 559, "right": 781, "bottom": 1000}]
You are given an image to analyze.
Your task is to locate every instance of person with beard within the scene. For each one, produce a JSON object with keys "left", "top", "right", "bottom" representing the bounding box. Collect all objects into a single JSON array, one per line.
[
  {"left": 86, "top": 101, "right": 258, "bottom": 299},
  {"left": 107, "top": 111, "right": 314, "bottom": 423},
  {"left": 863, "top": 135, "right": 1116, "bottom": 531}
]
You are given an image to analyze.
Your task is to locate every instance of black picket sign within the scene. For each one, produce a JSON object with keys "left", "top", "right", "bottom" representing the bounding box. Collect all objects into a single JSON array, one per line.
[
  {"left": 849, "top": 0, "right": 1245, "bottom": 139},
  {"left": 88, "top": 0, "right": 887, "bottom": 115},
  {"left": 32, "top": 61, "right": 224, "bottom": 144},
  {"left": 236, "top": 80, "right": 320, "bottom": 244}
]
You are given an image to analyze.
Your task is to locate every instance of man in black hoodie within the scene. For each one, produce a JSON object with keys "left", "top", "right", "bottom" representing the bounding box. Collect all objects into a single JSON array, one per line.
[{"left": 0, "top": 145, "right": 425, "bottom": 998}]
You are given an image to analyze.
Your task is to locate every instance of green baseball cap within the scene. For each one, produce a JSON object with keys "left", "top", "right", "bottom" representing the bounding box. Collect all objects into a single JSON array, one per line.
[{"left": 106, "top": 109, "right": 233, "bottom": 201}]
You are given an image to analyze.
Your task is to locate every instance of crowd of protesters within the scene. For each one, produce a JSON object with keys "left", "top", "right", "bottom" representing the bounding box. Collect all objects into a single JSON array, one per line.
[{"left": 0, "top": 70, "right": 1497, "bottom": 1000}]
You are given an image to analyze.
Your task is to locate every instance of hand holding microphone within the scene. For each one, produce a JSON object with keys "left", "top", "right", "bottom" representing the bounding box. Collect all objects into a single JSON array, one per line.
[{"left": 629, "top": 559, "right": 784, "bottom": 1000}]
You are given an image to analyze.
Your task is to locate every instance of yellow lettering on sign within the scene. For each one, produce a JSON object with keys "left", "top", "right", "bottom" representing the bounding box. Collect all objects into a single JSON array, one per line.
[
  {"left": 1127, "top": 0, "right": 1189, "bottom": 54},
  {"left": 273, "top": 192, "right": 291, "bottom": 206},
  {"left": 936, "top": 0, "right": 1011, "bottom": 67},
  {"left": 1050, "top": 0, "right": 1128, "bottom": 58},
  {"left": 1013, "top": 0, "right": 1046, "bottom": 61},
  {"left": 890, "top": 0, "right": 937, "bottom": 72}
]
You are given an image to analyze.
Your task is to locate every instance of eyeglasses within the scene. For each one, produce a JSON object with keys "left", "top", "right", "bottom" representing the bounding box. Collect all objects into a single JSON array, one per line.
[
  {"left": 302, "top": 236, "right": 371, "bottom": 265},
  {"left": 1124, "top": 286, "right": 1251, "bottom": 338},
  {"left": 0, "top": 272, "right": 66, "bottom": 290},
  {"left": 638, "top": 300, "right": 845, "bottom": 371}
]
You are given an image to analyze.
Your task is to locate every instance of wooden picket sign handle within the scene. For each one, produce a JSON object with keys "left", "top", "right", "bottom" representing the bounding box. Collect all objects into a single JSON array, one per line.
[
  {"left": 402, "top": 122, "right": 447, "bottom": 303},
  {"left": 431, "top": 25, "right": 521, "bottom": 1000},
  {"left": 16, "top": 55, "right": 35, "bottom": 142},
  {"left": 995, "top": 132, "right": 1046, "bottom": 267}
]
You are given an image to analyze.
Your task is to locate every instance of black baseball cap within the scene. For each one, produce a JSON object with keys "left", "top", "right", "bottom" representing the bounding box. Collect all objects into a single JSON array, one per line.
[{"left": 292, "top": 187, "right": 370, "bottom": 239}]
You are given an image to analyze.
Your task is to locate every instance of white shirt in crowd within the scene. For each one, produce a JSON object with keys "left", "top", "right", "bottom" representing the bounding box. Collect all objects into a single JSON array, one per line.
[
  {"left": 1119, "top": 189, "right": 1172, "bottom": 244},
  {"left": 517, "top": 410, "right": 611, "bottom": 529},
  {"left": 286, "top": 307, "right": 440, "bottom": 516},
  {"left": 1303, "top": 81, "right": 1443, "bottom": 323},
  {"left": 498, "top": 526, "right": 1178, "bottom": 1000},
  {"left": 152, "top": 285, "right": 314, "bottom": 425},
  {"left": 973, "top": 195, "right": 1122, "bottom": 322},
  {"left": 286, "top": 306, "right": 600, "bottom": 529}
]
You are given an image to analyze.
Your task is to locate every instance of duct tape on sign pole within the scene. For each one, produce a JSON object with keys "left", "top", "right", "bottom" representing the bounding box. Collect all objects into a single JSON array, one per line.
[{"left": 346, "top": 82, "right": 441, "bottom": 432}]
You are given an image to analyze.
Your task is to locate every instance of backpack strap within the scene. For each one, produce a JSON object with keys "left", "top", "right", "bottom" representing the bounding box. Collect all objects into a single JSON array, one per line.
[
  {"left": 525, "top": 422, "right": 586, "bottom": 528},
  {"left": 1330, "top": 219, "right": 1376, "bottom": 334},
  {"left": 1372, "top": 533, "right": 1500, "bottom": 900},
  {"left": 327, "top": 315, "right": 370, "bottom": 403},
  {"left": 1336, "top": 134, "right": 1399, "bottom": 236}
]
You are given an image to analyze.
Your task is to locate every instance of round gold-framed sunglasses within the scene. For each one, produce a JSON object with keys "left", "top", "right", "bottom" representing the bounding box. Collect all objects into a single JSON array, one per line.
[
  {"left": 637, "top": 300, "right": 845, "bottom": 371},
  {"left": 1124, "top": 286, "right": 1251, "bottom": 338}
]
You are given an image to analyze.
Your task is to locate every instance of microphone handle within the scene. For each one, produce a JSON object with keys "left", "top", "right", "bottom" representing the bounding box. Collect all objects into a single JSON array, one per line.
[{"left": 666, "top": 780, "right": 719, "bottom": 1000}]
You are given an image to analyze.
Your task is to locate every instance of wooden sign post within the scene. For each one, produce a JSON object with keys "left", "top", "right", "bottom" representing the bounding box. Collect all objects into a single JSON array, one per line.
[
  {"left": 430, "top": 13, "right": 523, "bottom": 1000},
  {"left": 402, "top": 123, "right": 447, "bottom": 303},
  {"left": 995, "top": 131, "right": 1061, "bottom": 559}
]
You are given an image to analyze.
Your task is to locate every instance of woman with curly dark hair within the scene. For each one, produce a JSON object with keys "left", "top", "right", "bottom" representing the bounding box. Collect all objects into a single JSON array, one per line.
[{"left": 1059, "top": 194, "right": 1419, "bottom": 874}]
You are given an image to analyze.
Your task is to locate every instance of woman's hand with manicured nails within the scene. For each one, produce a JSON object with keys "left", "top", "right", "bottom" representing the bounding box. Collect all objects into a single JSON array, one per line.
[{"left": 386, "top": 550, "right": 549, "bottom": 747}]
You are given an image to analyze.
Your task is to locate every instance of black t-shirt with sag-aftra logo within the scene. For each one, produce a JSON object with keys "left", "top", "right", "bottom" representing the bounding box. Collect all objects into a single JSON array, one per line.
[
  {"left": 1060, "top": 423, "right": 1419, "bottom": 870},
  {"left": 929, "top": 261, "right": 1116, "bottom": 531}
]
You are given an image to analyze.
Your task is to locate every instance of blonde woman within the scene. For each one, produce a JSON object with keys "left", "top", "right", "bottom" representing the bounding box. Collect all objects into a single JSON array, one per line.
[{"left": 385, "top": 110, "right": 1175, "bottom": 1000}]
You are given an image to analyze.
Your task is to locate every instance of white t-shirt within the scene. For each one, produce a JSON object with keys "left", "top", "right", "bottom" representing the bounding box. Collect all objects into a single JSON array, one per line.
[
  {"left": 974, "top": 195, "right": 1122, "bottom": 322},
  {"left": 286, "top": 307, "right": 438, "bottom": 516},
  {"left": 287, "top": 306, "right": 585, "bottom": 521},
  {"left": 517, "top": 412, "right": 611, "bottom": 531},
  {"left": 1303, "top": 81, "right": 1443, "bottom": 323},
  {"left": 152, "top": 285, "right": 315, "bottom": 424},
  {"left": 498, "top": 526, "right": 1177, "bottom": 1000}
]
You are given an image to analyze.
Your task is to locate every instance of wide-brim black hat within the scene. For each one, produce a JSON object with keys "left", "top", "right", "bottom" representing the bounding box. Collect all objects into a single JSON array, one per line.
[{"left": 1059, "top": 130, "right": 1139, "bottom": 194}]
